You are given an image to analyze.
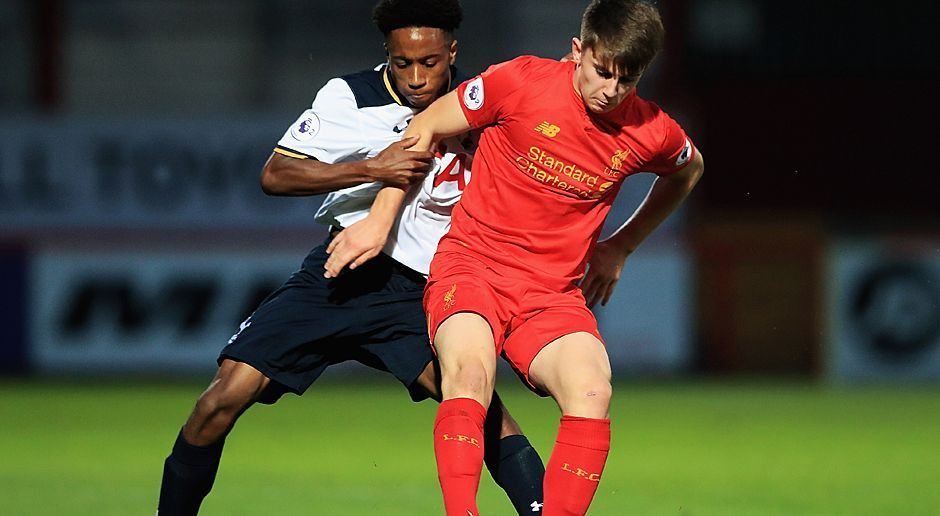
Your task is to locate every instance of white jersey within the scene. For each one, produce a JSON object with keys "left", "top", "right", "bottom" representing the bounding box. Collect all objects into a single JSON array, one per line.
[{"left": 274, "top": 64, "right": 473, "bottom": 275}]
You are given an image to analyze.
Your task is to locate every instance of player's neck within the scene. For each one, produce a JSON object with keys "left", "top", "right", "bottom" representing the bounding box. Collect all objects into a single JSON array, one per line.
[
  {"left": 571, "top": 65, "right": 584, "bottom": 103},
  {"left": 570, "top": 65, "right": 594, "bottom": 118}
]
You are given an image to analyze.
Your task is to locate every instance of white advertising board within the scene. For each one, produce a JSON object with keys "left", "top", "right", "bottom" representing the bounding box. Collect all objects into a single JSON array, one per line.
[
  {"left": 29, "top": 247, "right": 693, "bottom": 375},
  {"left": 30, "top": 250, "right": 302, "bottom": 374},
  {"left": 0, "top": 118, "right": 320, "bottom": 229}
]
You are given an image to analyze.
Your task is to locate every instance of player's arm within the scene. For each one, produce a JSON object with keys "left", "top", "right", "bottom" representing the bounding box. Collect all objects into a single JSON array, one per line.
[
  {"left": 399, "top": 90, "right": 473, "bottom": 153},
  {"left": 581, "top": 151, "right": 704, "bottom": 307},
  {"left": 260, "top": 136, "right": 433, "bottom": 196},
  {"left": 323, "top": 91, "right": 471, "bottom": 278}
]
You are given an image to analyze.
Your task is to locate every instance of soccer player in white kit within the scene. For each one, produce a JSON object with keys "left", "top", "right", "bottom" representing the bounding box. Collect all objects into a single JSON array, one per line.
[{"left": 156, "top": 1, "right": 545, "bottom": 514}]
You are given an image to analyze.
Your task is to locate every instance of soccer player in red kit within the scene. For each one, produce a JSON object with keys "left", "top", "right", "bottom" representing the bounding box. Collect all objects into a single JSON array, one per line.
[{"left": 325, "top": 1, "right": 704, "bottom": 513}]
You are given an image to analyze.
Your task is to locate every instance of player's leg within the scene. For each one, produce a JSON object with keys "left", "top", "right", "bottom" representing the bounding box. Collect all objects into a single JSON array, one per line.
[
  {"left": 415, "top": 362, "right": 546, "bottom": 514},
  {"left": 361, "top": 251, "right": 544, "bottom": 513},
  {"left": 483, "top": 391, "right": 546, "bottom": 514},
  {"left": 433, "top": 312, "right": 499, "bottom": 516},
  {"left": 528, "top": 332, "right": 613, "bottom": 516},
  {"left": 158, "top": 238, "right": 344, "bottom": 514},
  {"left": 182, "top": 359, "right": 272, "bottom": 445},
  {"left": 158, "top": 359, "right": 272, "bottom": 515}
]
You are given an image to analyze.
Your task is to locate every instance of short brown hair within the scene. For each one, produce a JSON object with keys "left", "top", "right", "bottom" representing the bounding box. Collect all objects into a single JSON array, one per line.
[{"left": 580, "top": 0, "right": 664, "bottom": 75}]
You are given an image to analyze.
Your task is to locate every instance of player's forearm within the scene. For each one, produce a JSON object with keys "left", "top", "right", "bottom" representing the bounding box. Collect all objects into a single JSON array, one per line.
[
  {"left": 606, "top": 158, "right": 703, "bottom": 253},
  {"left": 260, "top": 152, "right": 376, "bottom": 196},
  {"left": 404, "top": 91, "right": 471, "bottom": 151},
  {"left": 365, "top": 186, "right": 408, "bottom": 227}
]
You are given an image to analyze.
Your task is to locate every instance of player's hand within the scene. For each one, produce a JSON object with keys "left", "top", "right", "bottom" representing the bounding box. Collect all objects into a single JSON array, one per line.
[
  {"left": 323, "top": 216, "right": 391, "bottom": 278},
  {"left": 580, "top": 239, "right": 629, "bottom": 308},
  {"left": 366, "top": 136, "right": 434, "bottom": 188}
]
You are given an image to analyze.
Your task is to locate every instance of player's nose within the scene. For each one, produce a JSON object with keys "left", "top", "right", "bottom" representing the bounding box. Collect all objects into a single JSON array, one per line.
[
  {"left": 409, "top": 67, "right": 427, "bottom": 89},
  {"left": 603, "top": 78, "right": 620, "bottom": 97},
  {"left": 604, "top": 76, "right": 620, "bottom": 97}
]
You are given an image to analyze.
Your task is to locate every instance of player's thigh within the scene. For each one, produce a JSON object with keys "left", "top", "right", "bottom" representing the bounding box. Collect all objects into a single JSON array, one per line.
[
  {"left": 186, "top": 360, "right": 272, "bottom": 442},
  {"left": 528, "top": 332, "right": 612, "bottom": 416},
  {"left": 221, "top": 240, "right": 399, "bottom": 397},
  {"left": 356, "top": 330, "right": 437, "bottom": 402},
  {"left": 435, "top": 312, "right": 499, "bottom": 396},
  {"left": 204, "top": 359, "right": 272, "bottom": 408}
]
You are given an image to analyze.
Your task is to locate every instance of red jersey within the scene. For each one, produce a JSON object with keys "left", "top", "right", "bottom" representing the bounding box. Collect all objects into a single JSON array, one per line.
[{"left": 444, "top": 56, "right": 695, "bottom": 289}]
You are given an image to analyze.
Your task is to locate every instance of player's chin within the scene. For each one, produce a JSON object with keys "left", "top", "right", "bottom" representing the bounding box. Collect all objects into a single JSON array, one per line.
[
  {"left": 407, "top": 93, "right": 435, "bottom": 109},
  {"left": 589, "top": 100, "right": 616, "bottom": 114}
]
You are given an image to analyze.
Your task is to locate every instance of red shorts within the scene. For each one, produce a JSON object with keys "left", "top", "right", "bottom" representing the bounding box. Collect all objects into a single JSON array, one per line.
[{"left": 424, "top": 249, "right": 603, "bottom": 395}]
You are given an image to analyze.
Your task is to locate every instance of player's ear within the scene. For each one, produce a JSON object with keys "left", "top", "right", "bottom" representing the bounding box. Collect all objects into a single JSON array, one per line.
[
  {"left": 383, "top": 41, "right": 390, "bottom": 61},
  {"left": 570, "top": 38, "right": 583, "bottom": 64},
  {"left": 448, "top": 38, "right": 457, "bottom": 65}
]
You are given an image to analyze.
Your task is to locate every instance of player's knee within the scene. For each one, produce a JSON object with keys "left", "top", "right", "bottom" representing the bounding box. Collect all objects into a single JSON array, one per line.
[
  {"left": 447, "top": 362, "right": 487, "bottom": 390},
  {"left": 197, "top": 378, "right": 254, "bottom": 422},
  {"left": 561, "top": 379, "right": 612, "bottom": 418},
  {"left": 442, "top": 361, "right": 491, "bottom": 402},
  {"left": 586, "top": 380, "right": 613, "bottom": 407}
]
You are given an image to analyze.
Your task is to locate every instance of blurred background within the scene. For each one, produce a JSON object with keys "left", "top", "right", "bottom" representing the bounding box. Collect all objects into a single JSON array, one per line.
[
  {"left": 1, "top": 1, "right": 940, "bottom": 514},
  {"left": 3, "top": 0, "right": 939, "bottom": 382}
]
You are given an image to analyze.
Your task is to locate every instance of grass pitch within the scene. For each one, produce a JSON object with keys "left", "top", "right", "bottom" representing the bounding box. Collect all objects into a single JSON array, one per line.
[{"left": 1, "top": 377, "right": 938, "bottom": 515}]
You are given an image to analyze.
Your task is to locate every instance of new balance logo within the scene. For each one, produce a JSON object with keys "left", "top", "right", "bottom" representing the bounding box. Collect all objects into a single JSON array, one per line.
[{"left": 534, "top": 121, "right": 561, "bottom": 138}]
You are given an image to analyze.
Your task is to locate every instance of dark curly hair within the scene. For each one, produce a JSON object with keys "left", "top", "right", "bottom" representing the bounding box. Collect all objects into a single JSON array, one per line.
[{"left": 372, "top": 0, "right": 463, "bottom": 37}]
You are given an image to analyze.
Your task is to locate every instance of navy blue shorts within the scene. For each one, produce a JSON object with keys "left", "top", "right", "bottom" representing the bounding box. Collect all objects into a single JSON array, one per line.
[{"left": 219, "top": 234, "right": 433, "bottom": 403}]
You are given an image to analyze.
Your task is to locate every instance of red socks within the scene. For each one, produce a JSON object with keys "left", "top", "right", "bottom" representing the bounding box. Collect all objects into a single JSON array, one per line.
[
  {"left": 434, "top": 403, "right": 610, "bottom": 515},
  {"left": 543, "top": 416, "right": 611, "bottom": 515},
  {"left": 434, "top": 398, "right": 488, "bottom": 516}
]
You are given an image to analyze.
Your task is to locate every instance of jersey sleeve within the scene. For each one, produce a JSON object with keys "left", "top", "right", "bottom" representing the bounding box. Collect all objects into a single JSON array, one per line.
[
  {"left": 644, "top": 110, "right": 696, "bottom": 176},
  {"left": 275, "top": 78, "right": 365, "bottom": 163},
  {"left": 455, "top": 56, "right": 536, "bottom": 128}
]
